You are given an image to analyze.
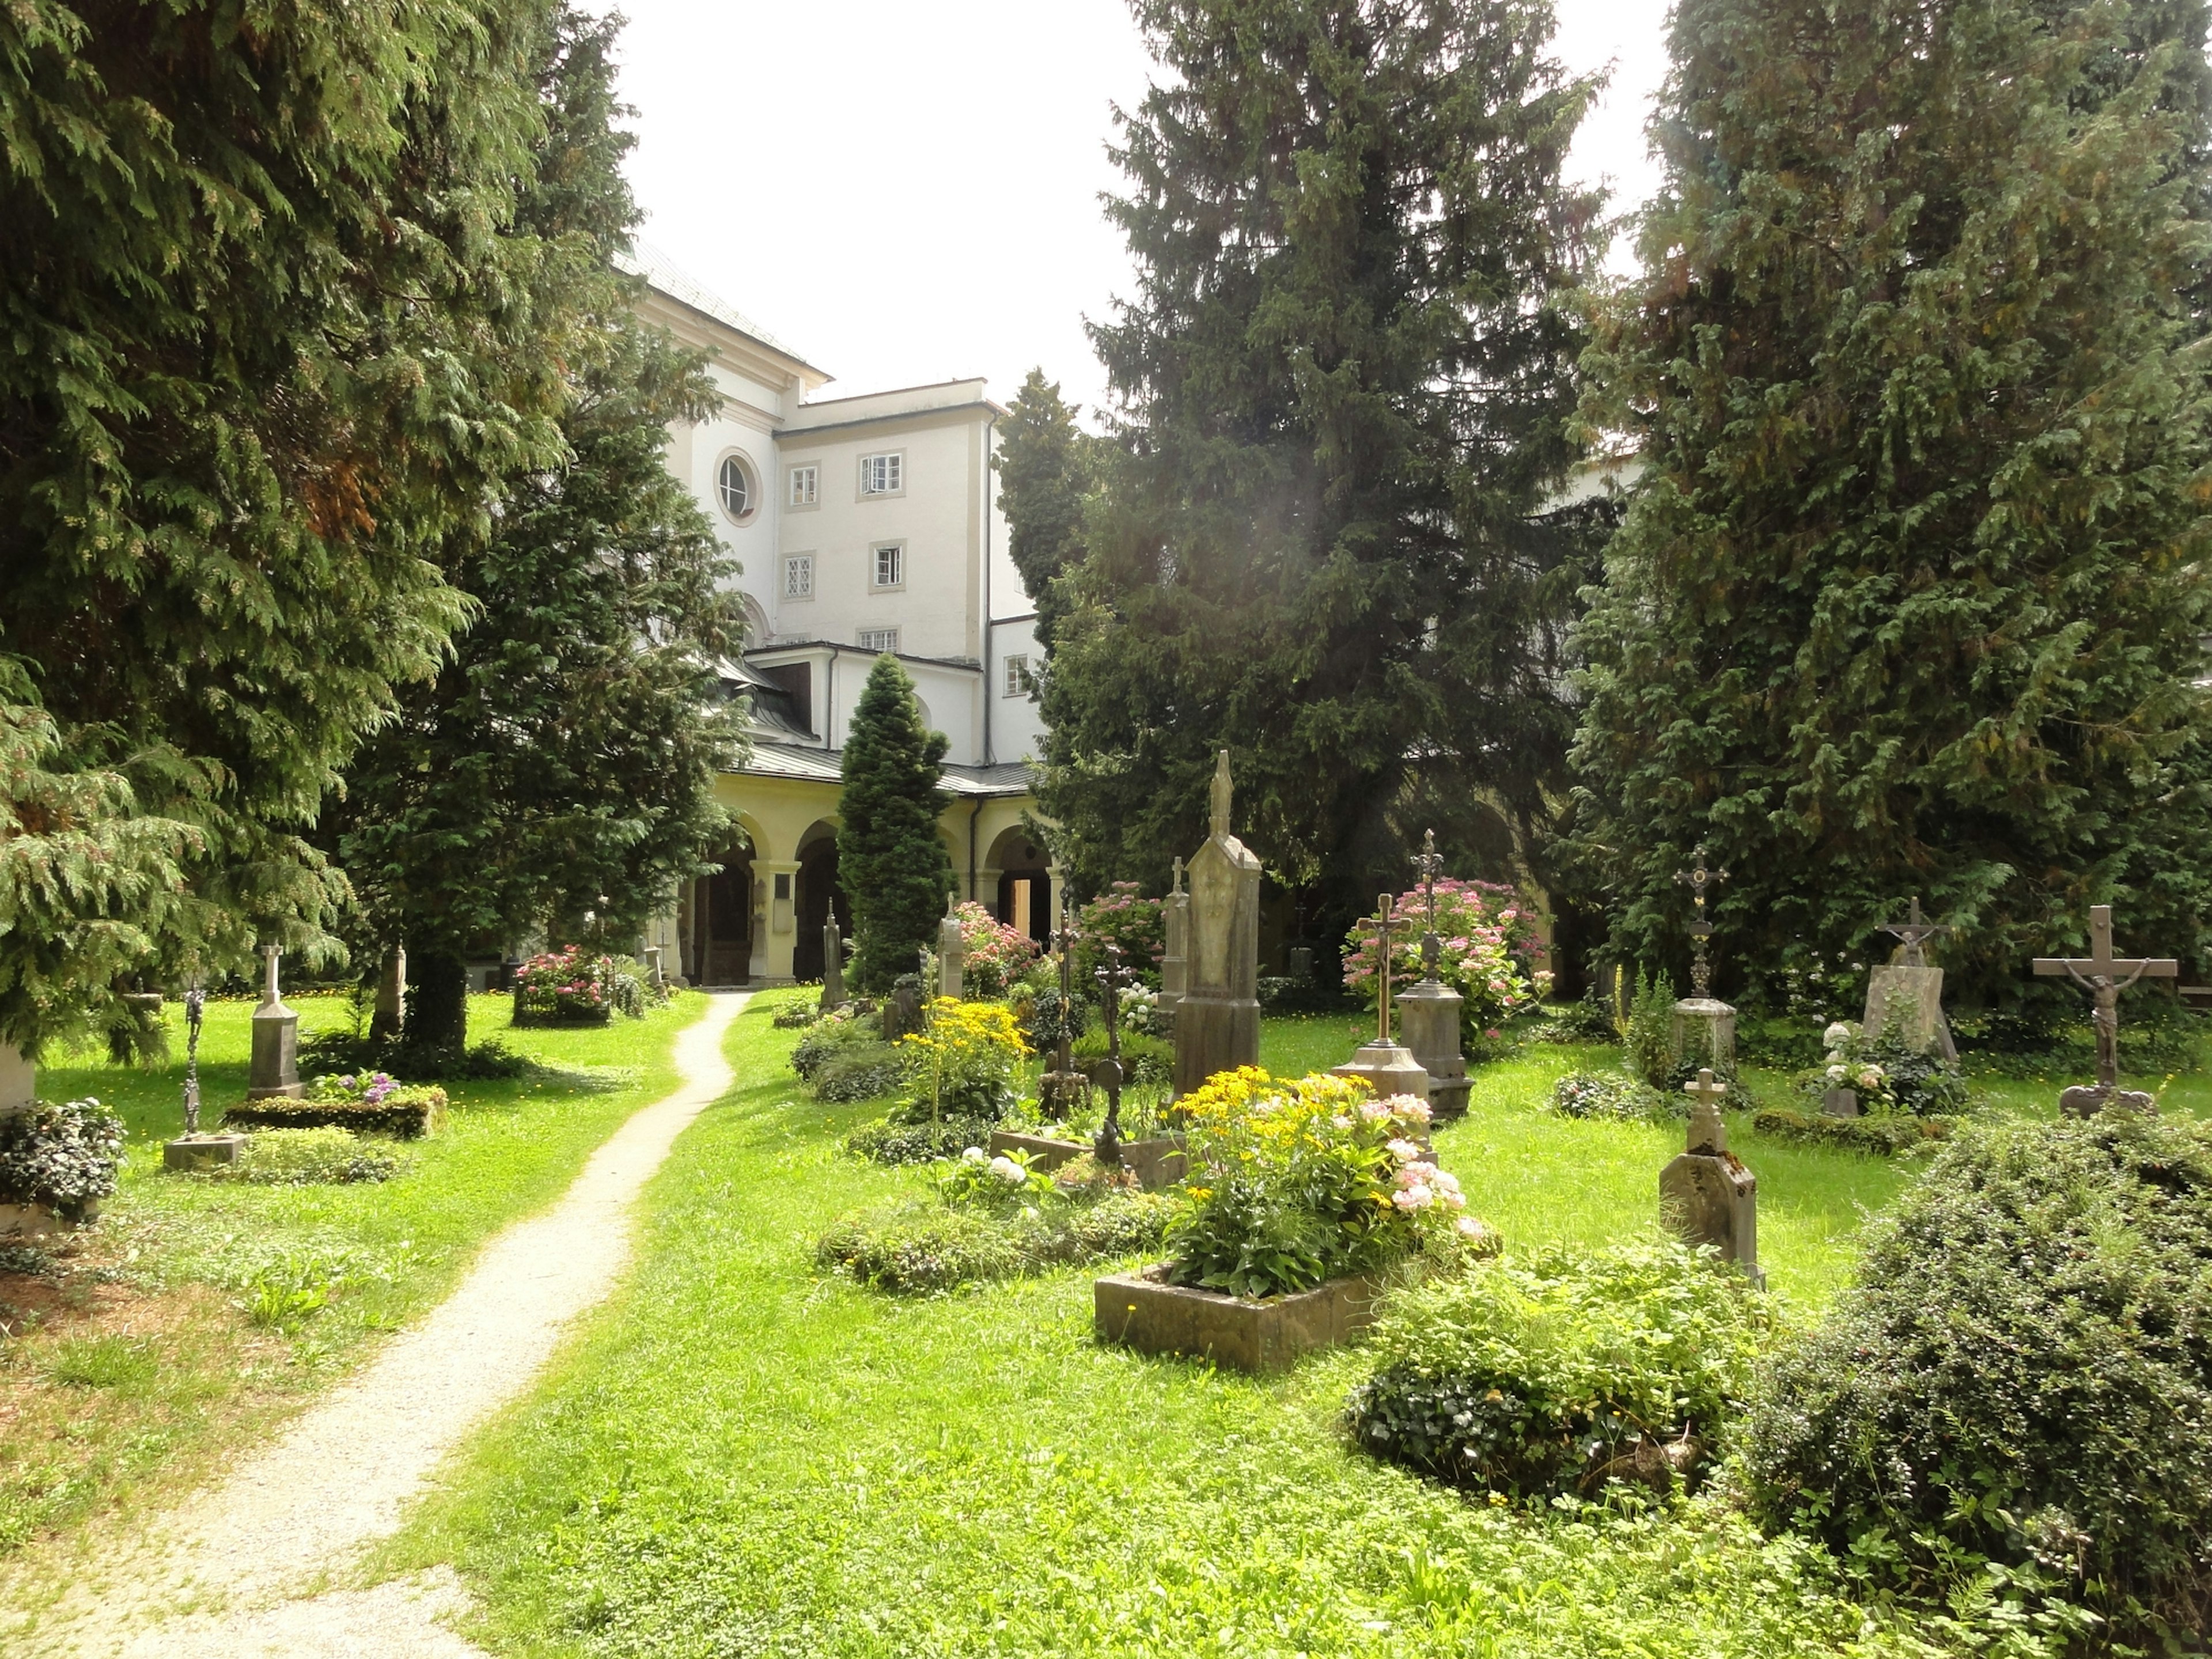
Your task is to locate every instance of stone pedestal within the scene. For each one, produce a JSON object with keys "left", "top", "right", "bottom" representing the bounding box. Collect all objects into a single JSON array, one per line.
[
  {"left": 937, "top": 904, "right": 965, "bottom": 1000},
  {"left": 1159, "top": 869, "right": 1190, "bottom": 1037},
  {"left": 1172, "top": 752, "right": 1264, "bottom": 1098},
  {"left": 1864, "top": 964, "right": 1957, "bottom": 1061},
  {"left": 1396, "top": 982, "right": 1468, "bottom": 1121},
  {"left": 2061, "top": 1083, "right": 2158, "bottom": 1120},
  {"left": 1669, "top": 997, "right": 1737, "bottom": 1075},
  {"left": 248, "top": 957, "right": 304, "bottom": 1104},
  {"left": 1660, "top": 1069, "right": 1761, "bottom": 1286},
  {"left": 164, "top": 1132, "right": 249, "bottom": 1172},
  {"left": 1331, "top": 1040, "right": 1430, "bottom": 1105},
  {"left": 819, "top": 918, "right": 847, "bottom": 1012}
]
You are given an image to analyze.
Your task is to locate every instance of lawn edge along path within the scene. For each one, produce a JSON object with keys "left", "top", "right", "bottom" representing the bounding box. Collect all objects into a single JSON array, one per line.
[{"left": 44, "top": 991, "right": 747, "bottom": 1659}]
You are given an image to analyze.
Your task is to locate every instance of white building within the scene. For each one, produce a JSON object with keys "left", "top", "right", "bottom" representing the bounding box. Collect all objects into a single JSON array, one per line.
[{"left": 623, "top": 246, "right": 1055, "bottom": 984}]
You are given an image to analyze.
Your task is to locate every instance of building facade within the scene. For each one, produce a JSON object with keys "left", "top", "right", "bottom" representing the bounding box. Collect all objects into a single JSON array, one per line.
[{"left": 623, "top": 246, "right": 1055, "bottom": 985}]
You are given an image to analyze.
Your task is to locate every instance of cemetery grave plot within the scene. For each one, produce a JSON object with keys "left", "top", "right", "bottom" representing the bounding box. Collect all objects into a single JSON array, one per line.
[{"left": 0, "top": 991, "right": 703, "bottom": 1594}]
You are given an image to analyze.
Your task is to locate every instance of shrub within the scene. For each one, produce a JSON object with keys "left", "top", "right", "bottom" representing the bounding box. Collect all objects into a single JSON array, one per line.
[
  {"left": 604, "top": 955, "right": 666, "bottom": 1018},
  {"left": 297, "top": 1029, "right": 525, "bottom": 1081},
  {"left": 1740, "top": 1114, "right": 2212, "bottom": 1642},
  {"left": 1341, "top": 878, "right": 1548, "bottom": 1041},
  {"left": 948, "top": 902, "right": 1041, "bottom": 998},
  {"left": 1347, "top": 1241, "right": 1771, "bottom": 1499},
  {"left": 843, "top": 1116, "right": 1001, "bottom": 1166},
  {"left": 1021, "top": 984, "right": 1089, "bottom": 1054},
  {"left": 1072, "top": 881, "right": 1166, "bottom": 986},
  {"left": 1070, "top": 1026, "right": 1172, "bottom": 1086},
  {"left": 896, "top": 998, "right": 1028, "bottom": 1120},
  {"left": 1530, "top": 988, "right": 1618, "bottom": 1045},
  {"left": 512, "top": 945, "right": 618, "bottom": 1024},
  {"left": 771, "top": 1002, "right": 818, "bottom": 1030},
  {"left": 1750, "top": 1106, "right": 1952, "bottom": 1157},
  {"left": 814, "top": 1044, "right": 909, "bottom": 1103},
  {"left": 1550, "top": 1070, "right": 1676, "bottom": 1122},
  {"left": 1167, "top": 1069, "right": 1483, "bottom": 1298},
  {"left": 1623, "top": 970, "right": 1677, "bottom": 1086},
  {"left": 228, "top": 1072, "right": 447, "bottom": 1138},
  {"left": 816, "top": 1187, "right": 1176, "bottom": 1294},
  {"left": 0, "top": 1098, "right": 124, "bottom": 1215},
  {"left": 209, "top": 1127, "right": 405, "bottom": 1185},
  {"left": 790, "top": 1007, "right": 878, "bottom": 1081},
  {"left": 1794, "top": 1018, "right": 1967, "bottom": 1118}
]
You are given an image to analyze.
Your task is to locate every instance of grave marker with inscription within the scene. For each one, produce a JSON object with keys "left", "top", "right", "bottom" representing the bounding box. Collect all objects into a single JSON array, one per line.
[{"left": 1171, "top": 751, "right": 1263, "bottom": 1098}]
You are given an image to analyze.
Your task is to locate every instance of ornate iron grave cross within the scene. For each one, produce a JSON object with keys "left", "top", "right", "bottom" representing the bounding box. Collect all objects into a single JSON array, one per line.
[
  {"left": 1412, "top": 828, "right": 1446, "bottom": 984},
  {"left": 1093, "top": 940, "right": 1137, "bottom": 1166},
  {"left": 1877, "top": 896, "right": 1949, "bottom": 968},
  {"left": 181, "top": 978, "right": 205, "bottom": 1136},
  {"left": 1674, "top": 845, "right": 1729, "bottom": 999},
  {"left": 2033, "top": 905, "right": 2177, "bottom": 1090},
  {"left": 1369, "top": 893, "right": 1399, "bottom": 1043},
  {"left": 1053, "top": 890, "right": 1079, "bottom": 1074}
]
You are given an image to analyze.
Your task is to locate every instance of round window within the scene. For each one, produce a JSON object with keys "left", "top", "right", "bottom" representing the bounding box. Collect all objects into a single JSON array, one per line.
[{"left": 717, "top": 454, "right": 756, "bottom": 522}]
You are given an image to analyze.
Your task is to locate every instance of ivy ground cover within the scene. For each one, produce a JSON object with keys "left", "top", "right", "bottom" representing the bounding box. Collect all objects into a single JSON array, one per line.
[
  {"left": 0, "top": 991, "right": 703, "bottom": 1606},
  {"left": 381, "top": 993, "right": 1965, "bottom": 1657}
]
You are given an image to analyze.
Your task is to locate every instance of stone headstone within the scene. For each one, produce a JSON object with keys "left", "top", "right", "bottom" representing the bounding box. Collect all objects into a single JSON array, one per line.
[
  {"left": 247, "top": 945, "right": 304, "bottom": 1101},
  {"left": 1669, "top": 997, "right": 1737, "bottom": 1075},
  {"left": 882, "top": 976, "right": 926, "bottom": 1042},
  {"left": 1397, "top": 982, "right": 1467, "bottom": 1122},
  {"left": 1171, "top": 751, "right": 1263, "bottom": 1098},
  {"left": 1660, "top": 1069, "right": 1761, "bottom": 1286},
  {"left": 937, "top": 896, "right": 965, "bottom": 1000},
  {"left": 1287, "top": 945, "right": 1313, "bottom": 984},
  {"left": 1158, "top": 857, "right": 1190, "bottom": 1035},
  {"left": 1863, "top": 964, "right": 1956, "bottom": 1061},
  {"left": 820, "top": 916, "right": 847, "bottom": 1013},
  {"left": 370, "top": 945, "right": 407, "bottom": 1043},
  {"left": 1821, "top": 1086, "right": 1861, "bottom": 1118},
  {"left": 642, "top": 944, "right": 663, "bottom": 990},
  {"left": 0, "top": 1043, "right": 32, "bottom": 1120}
]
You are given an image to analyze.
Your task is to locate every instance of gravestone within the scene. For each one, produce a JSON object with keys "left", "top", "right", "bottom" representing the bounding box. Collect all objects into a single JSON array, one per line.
[
  {"left": 1395, "top": 830, "right": 1468, "bottom": 1121},
  {"left": 881, "top": 975, "right": 926, "bottom": 1043},
  {"left": 247, "top": 945, "right": 304, "bottom": 1101},
  {"left": 1158, "top": 857, "right": 1190, "bottom": 1036},
  {"left": 1862, "top": 897, "right": 1957, "bottom": 1060},
  {"left": 0, "top": 1043, "right": 32, "bottom": 1117},
  {"left": 819, "top": 916, "right": 847, "bottom": 1013},
  {"left": 937, "top": 895, "right": 965, "bottom": 999},
  {"left": 642, "top": 944, "right": 663, "bottom": 991},
  {"left": 370, "top": 945, "right": 406, "bottom": 1043},
  {"left": 1660, "top": 1069, "right": 1761, "bottom": 1285},
  {"left": 1171, "top": 751, "right": 1263, "bottom": 1098},
  {"left": 2033, "top": 903, "right": 2176, "bottom": 1118},
  {"left": 1670, "top": 846, "right": 1736, "bottom": 1074},
  {"left": 1821, "top": 1086, "right": 1861, "bottom": 1118},
  {"left": 1334, "top": 894, "right": 1432, "bottom": 1106}
]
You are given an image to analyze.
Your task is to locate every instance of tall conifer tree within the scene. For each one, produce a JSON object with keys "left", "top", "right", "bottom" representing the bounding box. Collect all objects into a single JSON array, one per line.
[
  {"left": 1570, "top": 0, "right": 2212, "bottom": 993},
  {"left": 1036, "top": 0, "right": 1601, "bottom": 918},
  {"left": 838, "top": 656, "right": 953, "bottom": 992},
  {"left": 994, "top": 369, "right": 1103, "bottom": 653}
]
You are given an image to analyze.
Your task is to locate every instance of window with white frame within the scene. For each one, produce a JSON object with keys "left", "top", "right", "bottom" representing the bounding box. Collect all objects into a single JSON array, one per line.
[
  {"left": 872, "top": 541, "right": 904, "bottom": 589},
  {"left": 857, "top": 627, "right": 899, "bottom": 653},
  {"left": 782, "top": 554, "right": 814, "bottom": 600},
  {"left": 1003, "top": 654, "right": 1033, "bottom": 697},
  {"left": 716, "top": 453, "right": 757, "bottom": 522},
  {"left": 787, "top": 464, "right": 818, "bottom": 507},
  {"left": 858, "top": 451, "right": 904, "bottom": 495}
]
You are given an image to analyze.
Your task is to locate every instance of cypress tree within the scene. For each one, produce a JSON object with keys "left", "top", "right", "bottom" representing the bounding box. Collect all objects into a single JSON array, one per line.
[
  {"left": 994, "top": 369, "right": 1103, "bottom": 653},
  {"left": 0, "top": 0, "right": 577, "bottom": 1052},
  {"left": 838, "top": 656, "right": 953, "bottom": 992},
  {"left": 1035, "top": 0, "right": 1603, "bottom": 919},
  {"left": 325, "top": 5, "right": 747, "bottom": 1049},
  {"left": 1570, "top": 0, "right": 2212, "bottom": 994}
]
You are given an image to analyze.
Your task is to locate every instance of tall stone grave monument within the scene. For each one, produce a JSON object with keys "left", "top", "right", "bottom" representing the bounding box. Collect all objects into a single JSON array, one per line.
[
  {"left": 2033, "top": 903, "right": 2177, "bottom": 1118},
  {"left": 937, "top": 894, "right": 966, "bottom": 999},
  {"left": 1669, "top": 846, "right": 1737, "bottom": 1074},
  {"left": 1660, "top": 1069, "right": 1761, "bottom": 1285},
  {"left": 1171, "top": 751, "right": 1263, "bottom": 1099},
  {"left": 248, "top": 945, "right": 305, "bottom": 1101},
  {"left": 819, "top": 915, "right": 847, "bottom": 1013},
  {"left": 1334, "top": 895, "right": 1431, "bottom": 1105},
  {"left": 1158, "top": 858, "right": 1190, "bottom": 1036},
  {"left": 1395, "top": 831, "right": 1468, "bottom": 1120},
  {"left": 1863, "top": 897, "right": 1957, "bottom": 1060},
  {"left": 0, "top": 1041, "right": 32, "bottom": 1118}
]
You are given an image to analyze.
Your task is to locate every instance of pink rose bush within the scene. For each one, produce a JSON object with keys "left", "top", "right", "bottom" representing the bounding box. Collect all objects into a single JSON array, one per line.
[{"left": 1342, "top": 877, "right": 1549, "bottom": 1040}]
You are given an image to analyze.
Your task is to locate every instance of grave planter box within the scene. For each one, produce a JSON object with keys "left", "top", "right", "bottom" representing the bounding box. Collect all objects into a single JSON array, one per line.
[
  {"left": 164, "top": 1132, "right": 250, "bottom": 1172},
  {"left": 0, "top": 1198, "right": 100, "bottom": 1238},
  {"left": 224, "top": 1086, "right": 447, "bottom": 1140},
  {"left": 988, "top": 1130, "right": 1187, "bottom": 1190},
  {"left": 1094, "top": 1265, "right": 1387, "bottom": 1373}
]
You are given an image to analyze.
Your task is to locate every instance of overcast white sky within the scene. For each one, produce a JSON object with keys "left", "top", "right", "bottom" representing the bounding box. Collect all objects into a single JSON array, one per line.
[{"left": 611, "top": 1, "right": 1668, "bottom": 416}]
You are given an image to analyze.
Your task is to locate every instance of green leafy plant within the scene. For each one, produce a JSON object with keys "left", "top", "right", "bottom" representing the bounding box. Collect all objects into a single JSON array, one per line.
[
  {"left": 816, "top": 1187, "right": 1175, "bottom": 1296},
  {"left": 207, "top": 1128, "right": 406, "bottom": 1186},
  {"left": 1342, "top": 879, "right": 1549, "bottom": 1041},
  {"left": 1347, "top": 1241, "right": 1771, "bottom": 1499},
  {"left": 227, "top": 1072, "right": 447, "bottom": 1138},
  {"left": 1622, "top": 971, "right": 1677, "bottom": 1088},
  {"left": 842, "top": 1116, "right": 1001, "bottom": 1167},
  {"left": 1741, "top": 1113, "right": 2212, "bottom": 1641},
  {"left": 1550, "top": 1071, "right": 1677, "bottom": 1123},
  {"left": 1748, "top": 1107, "right": 1951, "bottom": 1158},
  {"left": 0, "top": 1097, "right": 124, "bottom": 1215},
  {"left": 895, "top": 998, "right": 1027, "bottom": 1122}
]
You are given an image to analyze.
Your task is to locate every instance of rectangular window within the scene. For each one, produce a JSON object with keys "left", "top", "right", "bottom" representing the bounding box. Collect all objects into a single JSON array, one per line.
[
  {"left": 1003, "top": 654, "right": 1033, "bottom": 697},
  {"left": 857, "top": 627, "right": 900, "bottom": 653},
  {"left": 858, "top": 451, "right": 903, "bottom": 495},
  {"left": 783, "top": 554, "right": 814, "bottom": 599},
  {"left": 787, "top": 464, "right": 819, "bottom": 507},
  {"left": 872, "top": 542, "right": 904, "bottom": 589}
]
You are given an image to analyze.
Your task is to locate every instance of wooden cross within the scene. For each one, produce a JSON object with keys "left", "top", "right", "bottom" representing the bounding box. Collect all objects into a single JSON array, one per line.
[
  {"left": 1682, "top": 1067, "right": 1728, "bottom": 1154},
  {"left": 1674, "top": 846, "right": 1729, "bottom": 998},
  {"left": 1371, "top": 893, "right": 1397, "bottom": 1043},
  {"left": 2033, "top": 905, "right": 2177, "bottom": 1090},
  {"left": 1412, "top": 828, "right": 1445, "bottom": 982},
  {"left": 1877, "top": 896, "right": 1949, "bottom": 968}
]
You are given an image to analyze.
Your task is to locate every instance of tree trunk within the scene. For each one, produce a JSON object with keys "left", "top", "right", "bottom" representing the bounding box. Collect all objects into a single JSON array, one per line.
[
  {"left": 406, "top": 946, "right": 469, "bottom": 1050},
  {"left": 369, "top": 945, "right": 407, "bottom": 1042}
]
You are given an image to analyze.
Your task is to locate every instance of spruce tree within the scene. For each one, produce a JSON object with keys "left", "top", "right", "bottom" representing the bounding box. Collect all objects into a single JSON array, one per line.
[
  {"left": 325, "top": 5, "right": 747, "bottom": 1048},
  {"left": 1570, "top": 0, "right": 2212, "bottom": 995},
  {"left": 838, "top": 656, "right": 953, "bottom": 992},
  {"left": 1035, "top": 0, "right": 1602, "bottom": 922},
  {"left": 994, "top": 369, "right": 1103, "bottom": 652}
]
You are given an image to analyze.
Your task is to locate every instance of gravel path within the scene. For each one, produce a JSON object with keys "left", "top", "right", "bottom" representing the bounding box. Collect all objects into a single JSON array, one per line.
[{"left": 47, "top": 991, "right": 747, "bottom": 1658}]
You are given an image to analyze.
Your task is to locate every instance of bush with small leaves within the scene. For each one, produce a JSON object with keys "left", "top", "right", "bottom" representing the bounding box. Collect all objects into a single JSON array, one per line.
[{"left": 210, "top": 1128, "right": 406, "bottom": 1186}]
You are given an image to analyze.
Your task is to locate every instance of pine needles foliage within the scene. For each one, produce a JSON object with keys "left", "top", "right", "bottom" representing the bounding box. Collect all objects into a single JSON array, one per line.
[{"left": 838, "top": 656, "right": 953, "bottom": 993}]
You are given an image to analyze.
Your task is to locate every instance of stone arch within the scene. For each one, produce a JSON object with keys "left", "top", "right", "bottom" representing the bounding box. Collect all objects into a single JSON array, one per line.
[
  {"left": 680, "top": 811, "right": 767, "bottom": 986},
  {"left": 987, "top": 825, "right": 1054, "bottom": 943},
  {"left": 791, "top": 818, "right": 847, "bottom": 982}
]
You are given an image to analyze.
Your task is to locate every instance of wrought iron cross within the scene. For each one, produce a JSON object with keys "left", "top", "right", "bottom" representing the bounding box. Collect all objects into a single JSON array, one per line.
[
  {"left": 181, "top": 979, "right": 205, "bottom": 1136},
  {"left": 1877, "top": 896, "right": 1949, "bottom": 968},
  {"left": 1674, "top": 846, "right": 1729, "bottom": 998},
  {"left": 1412, "top": 828, "right": 1446, "bottom": 982},
  {"left": 1372, "top": 893, "right": 1397, "bottom": 1043},
  {"left": 2033, "top": 905, "right": 2177, "bottom": 1089},
  {"left": 1054, "top": 891, "right": 1078, "bottom": 1074},
  {"left": 1093, "top": 941, "right": 1135, "bottom": 1166}
]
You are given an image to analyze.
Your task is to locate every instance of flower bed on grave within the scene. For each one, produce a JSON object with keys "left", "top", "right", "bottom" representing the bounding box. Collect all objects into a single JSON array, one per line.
[
  {"left": 1094, "top": 1069, "right": 1498, "bottom": 1372},
  {"left": 510, "top": 945, "right": 616, "bottom": 1026},
  {"left": 225, "top": 1070, "right": 448, "bottom": 1138},
  {"left": 0, "top": 1097, "right": 125, "bottom": 1231}
]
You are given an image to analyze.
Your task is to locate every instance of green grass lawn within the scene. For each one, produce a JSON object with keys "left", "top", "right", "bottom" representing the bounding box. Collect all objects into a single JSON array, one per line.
[
  {"left": 381, "top": 994, "right": 1958, "bottom": 1658},
  {"left": 0, "top": 991, "right": 703, "bottom": 1584}
]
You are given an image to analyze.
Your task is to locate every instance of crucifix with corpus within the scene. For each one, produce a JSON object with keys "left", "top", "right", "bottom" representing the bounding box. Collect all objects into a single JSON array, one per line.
[
  {"left": 2033, "top": 904, "right": 2176, "bottom": 1111},
  {"left": 1674, "top": 845, "right": 1728, "bottom": 999}
]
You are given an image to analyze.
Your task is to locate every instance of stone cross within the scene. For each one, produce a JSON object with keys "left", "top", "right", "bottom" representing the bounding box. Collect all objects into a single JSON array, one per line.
[
  {"left": 1370, "top": 893, "right": 1397, "bottom": 1043},
  {"left": 260, "top": 942, "right": 283, "bottom": 1006},
  {"left": 1412, "top": 828, "right": 1445, "bottom": 982},
  {"left": 2033, "top": 904, "right": 2177, "bottom": 1092},
  {"left": 1673, "top": 846, "right": 1728, "bottom": 999},
  {"left": 1877, "top": 896, "right": 1949, "bottom": 968},
  {"left": 1683, "top": 1067, "right": 1728, "bottom": 1154}
]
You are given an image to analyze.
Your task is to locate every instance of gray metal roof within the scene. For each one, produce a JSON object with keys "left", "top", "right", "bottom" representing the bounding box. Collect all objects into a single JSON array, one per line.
[
  {"left": 616, "top": 242, "right": 823, "bottom": 374},
  {"left": 737, "top": 741, "right": 1035, "bottom": 798}
]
